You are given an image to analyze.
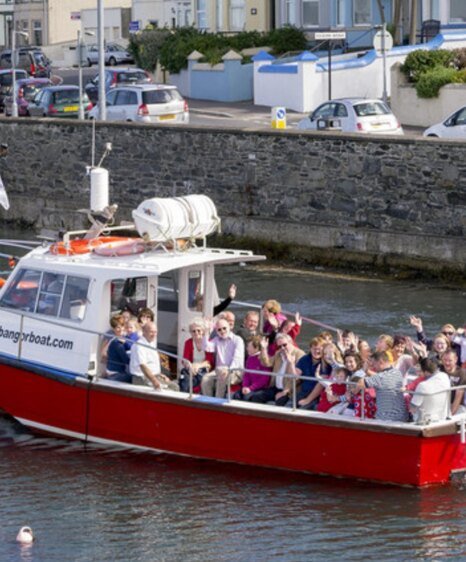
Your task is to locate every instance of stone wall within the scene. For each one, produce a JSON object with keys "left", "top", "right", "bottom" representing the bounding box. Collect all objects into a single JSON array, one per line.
[{"left": 0, "top": 119, "right": 465, "bottom": 273}]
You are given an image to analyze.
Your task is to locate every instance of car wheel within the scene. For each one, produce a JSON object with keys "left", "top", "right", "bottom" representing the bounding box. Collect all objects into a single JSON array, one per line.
[
  {"left": 87, "top": 58, "right": 92, "bottom": 67},
  {"left": 108, "top": 57, "right": 117, "bottom": 66},
  {"left": 427, "top": 134, "right": 439, "bottom": 137}
]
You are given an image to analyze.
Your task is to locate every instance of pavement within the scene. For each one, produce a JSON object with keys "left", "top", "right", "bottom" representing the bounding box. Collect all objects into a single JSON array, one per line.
[{"left": 187, "top": 98, "right": 309, "bottom": 126}]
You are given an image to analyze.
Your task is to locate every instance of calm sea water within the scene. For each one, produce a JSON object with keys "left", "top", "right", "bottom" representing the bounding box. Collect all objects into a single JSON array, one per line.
[{"left": 0, "top": 235, "right": 466, "bottom": 561}]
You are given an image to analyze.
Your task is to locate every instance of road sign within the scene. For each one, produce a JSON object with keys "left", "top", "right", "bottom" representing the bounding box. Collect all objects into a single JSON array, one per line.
[
  {"left": 129, "top": 21, "right": 140, "bottom": 33},
  {"left": 373, "top": 30, "right": 393, "bottom": 54},
  {"left": 271, "top": 107, "right": 286, "bottom": 130},
  {"left": 315, "top": 32, "right": 347, "bottom": 41}
]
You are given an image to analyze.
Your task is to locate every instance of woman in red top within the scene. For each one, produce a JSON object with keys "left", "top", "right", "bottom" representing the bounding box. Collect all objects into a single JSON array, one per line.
[{"left": 179, "top": 318, "right": 215, "bottom": 392}]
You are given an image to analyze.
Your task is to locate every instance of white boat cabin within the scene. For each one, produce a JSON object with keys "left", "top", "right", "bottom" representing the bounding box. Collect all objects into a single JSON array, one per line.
[{"left": 0, "top": 195, "right": 265, "bottom": 376}]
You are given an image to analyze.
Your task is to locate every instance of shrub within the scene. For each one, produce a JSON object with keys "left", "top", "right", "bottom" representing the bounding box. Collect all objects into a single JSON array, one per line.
[
  {"left": 133, "top": 25, "right": 307, "bottom": 74},
  {"left": 451, "top": 47, "right": 466, "bottom": 70},
  {"left": 128, "top": 28, "right": 171, "bottom": 71},
  {"left": 415, "top": 67, "right": 464, "bottom": 98},
  {"left": 401, "top": 49, "right": 455, "bottom": 82},
  {"left": 266, "top": 25, "right": 307, "bottom": 55}
]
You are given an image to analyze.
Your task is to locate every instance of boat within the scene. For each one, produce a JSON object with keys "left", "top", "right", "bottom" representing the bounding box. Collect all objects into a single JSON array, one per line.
[{"left": 0, "top": 164, "right": 465, "bottom": 488}]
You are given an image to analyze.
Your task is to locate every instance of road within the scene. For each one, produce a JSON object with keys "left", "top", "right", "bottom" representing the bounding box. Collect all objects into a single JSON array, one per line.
[{"left": 36, "top": 66, "right": 426, "bottom": 134}]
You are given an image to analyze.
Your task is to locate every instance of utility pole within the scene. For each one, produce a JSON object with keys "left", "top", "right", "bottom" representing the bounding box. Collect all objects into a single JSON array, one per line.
[{"left": 97, "top": 0, "right": 106, "bottom": 120}]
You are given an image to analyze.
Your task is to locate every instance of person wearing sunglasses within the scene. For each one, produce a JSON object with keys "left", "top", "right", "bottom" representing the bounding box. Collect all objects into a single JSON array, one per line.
[
  {"left": 201, "top": 319, "right": 244, "bottom": 398},
  {"left": 179, "top": 318, "right": 215, "bottom": 393},
  {"left": 409, "top": 315, "right": 461, "bottom": 362},
  {"left": 249, "top": 334, "right": 305, "bottom": 406}
]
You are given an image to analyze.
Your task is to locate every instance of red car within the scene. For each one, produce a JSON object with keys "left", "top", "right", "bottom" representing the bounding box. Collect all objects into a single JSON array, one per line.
[{"left": 4, "top": 78, "right": 52, "bottom": 116}]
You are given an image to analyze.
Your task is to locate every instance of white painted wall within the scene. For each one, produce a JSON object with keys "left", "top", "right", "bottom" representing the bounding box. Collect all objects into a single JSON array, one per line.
[
  {"left": 254, "top": 33, "right": 466, "bottom": 113},
  {"left": 391, "top": 63, "right": 466, "bottom": 127}
]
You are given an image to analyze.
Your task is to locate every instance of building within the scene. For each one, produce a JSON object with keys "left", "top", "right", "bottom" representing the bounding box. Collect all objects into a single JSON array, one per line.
[
  {"left": 11, "top": 0, "right": 131, "bottom": 46},
  {"left": 132, "top": 0, "right": 272, "bottom": 32}
]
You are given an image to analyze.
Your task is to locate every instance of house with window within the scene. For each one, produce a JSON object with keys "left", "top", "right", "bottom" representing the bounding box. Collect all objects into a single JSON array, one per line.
[
  {"left": 276, "top": 0, "right": 393, "bottom": 49},
  {"left": 11, "top": 0, "right": 131, "bottom": 46},
  {"left": 132, "top": 0, "right": 272, "bottom": 32}
]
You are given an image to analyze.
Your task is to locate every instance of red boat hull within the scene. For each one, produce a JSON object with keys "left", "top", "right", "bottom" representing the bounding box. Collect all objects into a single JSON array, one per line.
[{"left": 1, "top": 362, "right": 465, "bottom": 486}]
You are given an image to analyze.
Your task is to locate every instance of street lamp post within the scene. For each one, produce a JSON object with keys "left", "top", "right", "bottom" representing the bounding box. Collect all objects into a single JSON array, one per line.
[
  {"left": 97, "top": 0, "right": 106, "bottom": 120},
  {"left": 11, "top": 30, "right": 29, "bottom": 118},
  {"left": 78, "top": 30, "right": 95, "bottom": 120}
]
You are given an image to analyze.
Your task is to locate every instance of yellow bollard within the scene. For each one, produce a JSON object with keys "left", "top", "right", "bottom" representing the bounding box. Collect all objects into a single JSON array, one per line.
[{"left": 271, "top": 106, "right": 286, "bottom": 129}]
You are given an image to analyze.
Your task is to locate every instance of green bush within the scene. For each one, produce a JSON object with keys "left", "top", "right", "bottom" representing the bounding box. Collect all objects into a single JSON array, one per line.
[
  {"left": 128, "top": 28, "right": 171, "bottom": 71},
  {"left": 415, "top": 67, "right": 464, "bottom": 98},
  {"left": 266, "top": 25, "right": 308, "bottom": 55},
  {"left": 133, "top": 25, "right": 307, "bottom": 74},
  {"left": 401, "top": 49, "right": 454, "bottom": 82}
]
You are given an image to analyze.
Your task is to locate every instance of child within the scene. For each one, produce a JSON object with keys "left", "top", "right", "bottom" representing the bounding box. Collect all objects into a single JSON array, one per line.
[
  {"left": 317, "top": 367, "right": 349, "bottom": 413},
  {"left": 344, "top": 375, "right": 377, "bottom": 419}
]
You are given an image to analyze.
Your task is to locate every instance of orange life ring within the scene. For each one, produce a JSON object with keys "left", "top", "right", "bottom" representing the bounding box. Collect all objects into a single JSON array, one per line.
[
  {"left": 0, "top": 278, "right": 5, "bottom": 288},
  {"left": 93, "top": 238, "right": 146, "bottom": 257},
  {"left": 50, "top": 236, "right": 132, "bottom": 256}
]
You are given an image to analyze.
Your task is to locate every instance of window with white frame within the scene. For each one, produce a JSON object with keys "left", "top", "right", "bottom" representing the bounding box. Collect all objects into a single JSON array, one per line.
[
  {"left": 336, "top": 0, "right": 345, "bottom": 26},
  {"left": 216, "top": 0, "right": 223, "bottom": 30},
  {"left": 230, "top": 0, "right": 245, "bottom": 31},
  {"left": 197, "top": 0, "right": 207, "bottom": 29},
  {"left": 429, "top": 0, "right": 439, "bottom": 19},
  {"left": 450, "top": 0, "right": 466, "bottom": 22},
  {"left": 303, "top": 0, "right": 319, "bottom": 26},
  {"left": 285, "top": 0, "right": 297, "bottom": 25},
  {"left": 354, "top": 0, "right": 371, "bottom": 25},
  {"left": 32, "top": 20, "right": 42, "bottom": 45}
]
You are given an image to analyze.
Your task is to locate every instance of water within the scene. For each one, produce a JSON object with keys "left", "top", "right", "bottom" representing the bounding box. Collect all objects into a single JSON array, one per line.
[{"left": 0, "top": 235, "right": 466, "bottom": 561}]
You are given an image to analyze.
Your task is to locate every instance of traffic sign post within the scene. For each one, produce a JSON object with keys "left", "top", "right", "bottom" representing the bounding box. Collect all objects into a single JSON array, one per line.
[
  {"left": 271, "top": 106, "right": 286, "bottom": 129},
  {"left": 373, "top": 24, "right": 393, "bottom": 104},
  {"left": 315, "top": 32, "right": 346, "bottom": 101}
]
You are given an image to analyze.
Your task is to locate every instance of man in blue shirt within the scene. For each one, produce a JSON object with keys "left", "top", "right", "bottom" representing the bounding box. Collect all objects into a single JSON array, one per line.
[{"left": 296, "top": 337, "right": 331, "bottom": 410}]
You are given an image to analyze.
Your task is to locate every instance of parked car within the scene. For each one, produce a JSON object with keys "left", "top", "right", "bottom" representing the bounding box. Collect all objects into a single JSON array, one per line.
[
  {"left": 0, "top": 47, "right": 51, "bottom": 78},
  {"left": 4, "top": 78, "right": 52, "bottom": 116},
  {"left": 28, "top": 85, "right": 92, "bottom": 118},
  {"left": 0, "top": 69, "right": 27, "bottom": 112},
  {"left": 423, "top": 106, "right": 466, "bottom": 139},
  {"left": 88, "top": 84, "right": 189, "bottom": 124},
  {"left": 297, "top": 98, "right": 404, "bottom": 135},
  {"left": 86, "top": 43, "right": 134, "bottom": 66},
  {"left": 84, "top": 68, "right": 152, "bottom": 105}
]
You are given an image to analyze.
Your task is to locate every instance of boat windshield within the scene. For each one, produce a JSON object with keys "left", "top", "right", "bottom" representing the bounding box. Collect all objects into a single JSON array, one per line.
[{"left": 0, "top": 268, "right": 90, "bottom": 321}]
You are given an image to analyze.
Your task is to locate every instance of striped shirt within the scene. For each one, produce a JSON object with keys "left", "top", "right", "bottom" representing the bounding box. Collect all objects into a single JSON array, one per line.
[{"left": 365, "top": 367, "right": 408, "bottom": 422}]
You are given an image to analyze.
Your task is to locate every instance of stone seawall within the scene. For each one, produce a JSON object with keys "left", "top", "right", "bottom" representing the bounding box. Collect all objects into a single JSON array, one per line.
[{"left": 0, "top": 119, "right": 465, "bottom": 277}]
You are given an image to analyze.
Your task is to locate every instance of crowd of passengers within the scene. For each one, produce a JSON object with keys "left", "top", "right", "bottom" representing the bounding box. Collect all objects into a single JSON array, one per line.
[{"left": 101, "top": 285, "right": 466, "bottom": 425}]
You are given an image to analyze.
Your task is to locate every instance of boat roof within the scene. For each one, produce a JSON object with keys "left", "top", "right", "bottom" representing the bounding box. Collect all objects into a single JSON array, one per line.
[{"left": 18, "top": 244, "right": 266, "bottom": 280}]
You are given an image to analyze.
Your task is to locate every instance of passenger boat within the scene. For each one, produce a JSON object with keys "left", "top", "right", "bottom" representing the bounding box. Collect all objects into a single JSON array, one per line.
[{"left": 0, "top": 165, "right": 465, "bottom": 488}]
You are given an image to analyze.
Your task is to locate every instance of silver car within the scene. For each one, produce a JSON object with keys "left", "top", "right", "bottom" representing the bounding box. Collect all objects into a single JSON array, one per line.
[
  {"left": 86, "top": 43, "right": 134, "bottom": 67},
  {"left": 298, "top": 98, "right": 404, "bottom": 135},
  {"left": 88, "top": 84, "right": 189, "bottom": 124}
]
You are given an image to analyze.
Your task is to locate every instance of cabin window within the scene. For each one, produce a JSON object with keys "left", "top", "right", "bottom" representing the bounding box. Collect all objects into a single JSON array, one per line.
[
  {"left": 158, "top": 272, "right": 178, "bottom": 313},
  {"left": 59, "top": 276, "right": 90, "bottom": 321},
  {"left": 37, "top": 273, "right": 65, "bottom": 316},
  {"left": 0, "top": 269, "right": 89, "bottom": 321},
  {"left": 0, "top": 268, "right": 41, "bottom": 312},
  {"left": 111, "top": 277, "right": 148, "bottom": 314},
  {"left": 188, "top": 270, "right": 203, "bottom": 311}
]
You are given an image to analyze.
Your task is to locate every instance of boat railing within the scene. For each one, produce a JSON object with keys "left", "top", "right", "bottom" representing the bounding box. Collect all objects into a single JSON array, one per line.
[{"left": 2, "top": 306, "right": 465, "bottom": 430}]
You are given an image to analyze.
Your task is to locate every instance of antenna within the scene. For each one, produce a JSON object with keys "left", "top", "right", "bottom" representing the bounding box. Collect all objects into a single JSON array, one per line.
[{"left": 91, "top": 118, "right": 96, "bottom": 168}]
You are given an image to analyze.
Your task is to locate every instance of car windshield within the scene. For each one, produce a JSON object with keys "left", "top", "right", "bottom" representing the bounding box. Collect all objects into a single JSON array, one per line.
[
  {"left": 142, "top": 89, "right": 181, "bottom": 104},
  {"left": 353, "top": 102, "right": 390, "bottom": 117},
  {"left": 53, "top": 90, "right": 80, "bottom": 104},
  {"left": 116, "top": 71, "right": 148, "bottom": 84}
]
